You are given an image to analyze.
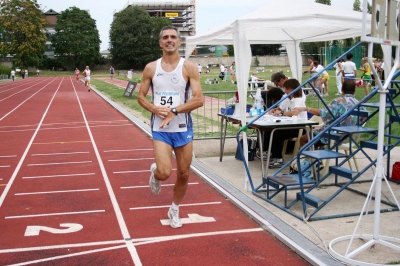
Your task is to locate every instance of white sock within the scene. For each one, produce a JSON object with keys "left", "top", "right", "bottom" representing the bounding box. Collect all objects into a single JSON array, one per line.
[{"left": 171, "top": 202, "right": 179, "bottom": 211}]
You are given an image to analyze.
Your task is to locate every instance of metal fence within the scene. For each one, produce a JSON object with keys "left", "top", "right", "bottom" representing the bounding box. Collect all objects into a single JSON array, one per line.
[
  {"left": 0, "top": 74, "right": 9, "bottom": 80},
  {"left": 192, "top": 90, "right": 257, "bottom": 140}
]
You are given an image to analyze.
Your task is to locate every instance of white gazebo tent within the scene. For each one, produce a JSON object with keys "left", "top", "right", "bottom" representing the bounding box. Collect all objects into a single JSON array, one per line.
[{"left": 185, "top": 0, "right": 372, "bottom": 184}]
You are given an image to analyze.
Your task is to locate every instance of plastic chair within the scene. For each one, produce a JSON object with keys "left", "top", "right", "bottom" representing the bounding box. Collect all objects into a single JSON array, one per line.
[{"left": 282, "top": 115, "right": 324, "bottom": 158}]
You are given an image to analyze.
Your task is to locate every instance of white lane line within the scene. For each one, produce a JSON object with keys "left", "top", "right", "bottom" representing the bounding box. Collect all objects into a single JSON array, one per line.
[
  {"left": 108, "top": 158, "right": 154, "bottom": 162},
  {"left": 0, "top": 178, "right": 3, "bottom": 180},
  {"left": 28, "top": 161, "right": 92, "bottom": 166},
  {"left": 129, "top": 201, "right": 222, "bottom": 210},
  {"left": 0, "top": 123, "right": 132, "bottom": 133},
  {"left": 32, "top": 151, "right": 90, "bottom": 156},
  {"left": 12, "top": 245, "right": 126, "bottom": 266},
  {"left": 6, "top": 228, "right": 263, "bottom": 266},
  {"left": 0, "top": 155, "right": 17, "bottom": 158},
  {"left": 0, "top": 120, "right": 127, "bottom": 129},
  {"left": 0, "top": 78, "right": 60, "bottom": 208},
  {"left": 0, "top": 227, "right": 260, "bottom": 256},
  {"left": 121, "top": 182, "right": 199, "bottom": 189},
  {"left": 70, "top": 77, "right": 141, "bottom": 265},
  {"left": 0, "top": 165, "right": 10, "bottom": 168},
  {"left": 5, "top": 209, "right": 105, "bottom": 219},
  {"left": 114, "top": 168, "right": 177, "bottom": 174},
  {"left": 15, "top": 188, "right": 99, "bottom": 196},
  {"left": 104, "top": 149, "right": 153, "bottom": 153},
  {"left": 22, "top": 173, "right": 95, "bottom": 179},
  {"left": 0, "top": 239, "right": 124, "bottom": 253},
  {"left": 0, "top": 78, "right": 52, "bottom": 110}
]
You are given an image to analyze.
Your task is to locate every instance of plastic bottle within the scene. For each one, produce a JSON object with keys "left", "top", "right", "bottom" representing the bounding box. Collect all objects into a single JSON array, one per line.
[{"left": 254, "top": 88, "right": 264, "bottom": 115}]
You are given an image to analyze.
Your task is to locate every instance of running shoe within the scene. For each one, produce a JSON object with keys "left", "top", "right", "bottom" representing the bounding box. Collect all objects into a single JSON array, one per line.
[
  {"left": 269, "top": 158, "right": 284, "bottom": 168},
  {"left": 168, "top": 207, "right": 182, "bottom": 228},
  {"left": 149, "top": 163, "right": 161, "bottom": 195},
  {"left": 256, "top": 150, "right": 270, "bottom": 160}
]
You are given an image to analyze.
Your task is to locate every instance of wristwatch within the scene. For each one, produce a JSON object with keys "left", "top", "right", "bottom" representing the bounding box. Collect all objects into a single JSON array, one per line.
[
  {"left": 171, "top": 108, "right": 178, "bottom": 116},
  {"left": 281, "top": 110, "right": 284, "bottom": 116}
]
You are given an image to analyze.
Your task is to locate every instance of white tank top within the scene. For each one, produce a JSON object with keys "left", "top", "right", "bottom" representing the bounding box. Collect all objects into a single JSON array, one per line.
[{"left": 151, "top": 58, "right": 191, "bottom": 132}]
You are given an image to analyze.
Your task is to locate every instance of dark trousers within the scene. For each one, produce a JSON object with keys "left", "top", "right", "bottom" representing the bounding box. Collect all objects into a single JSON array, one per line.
[{"left": 258, "top": 129, "right": 299, "bottom": 159}]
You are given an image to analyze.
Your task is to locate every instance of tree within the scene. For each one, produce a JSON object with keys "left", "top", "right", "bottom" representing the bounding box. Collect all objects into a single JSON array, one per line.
[
  {"left": 0, "top": 0, "right": 48, "bottom": 67},
  {"left": 109, "top": 7, "right": 172, "bottom": 69},
  {"left": 51, "top": 7, "right": 101, "bottom": 69},
  {"left": 353, "top": 0, "right": 361, "bottom": 11},
  {"left": 315, "top": 0, "right": 331, "bottom": 4},
  {"left": 250, "top": 44, "right": 281, "bottom": 56}
]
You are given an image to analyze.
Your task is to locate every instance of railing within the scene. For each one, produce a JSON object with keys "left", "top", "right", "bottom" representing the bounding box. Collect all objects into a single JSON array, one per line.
[
  {"left": 192, "top": 90, "right": 258, "bottom": 140},
  {"left": 0, "top": 74, "right": 9, "bottom": 80}
]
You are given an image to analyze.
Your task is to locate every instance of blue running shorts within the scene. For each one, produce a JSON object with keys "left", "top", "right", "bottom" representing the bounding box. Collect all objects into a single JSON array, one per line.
[{"left": 152, "top": 128, "right": 193, "bottom": 148}]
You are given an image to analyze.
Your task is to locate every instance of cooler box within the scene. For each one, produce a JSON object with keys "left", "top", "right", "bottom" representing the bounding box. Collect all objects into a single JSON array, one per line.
[{"left": 221, "top": 104, "right": 252, "bottom": 115}]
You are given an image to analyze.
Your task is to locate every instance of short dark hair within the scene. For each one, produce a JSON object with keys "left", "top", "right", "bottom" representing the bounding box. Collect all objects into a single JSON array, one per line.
[
  {"left": 283, "top": 79, "right": 302, "bottom": 98},
  {"left": 271, "top": 72, "right": 286, "bottom": 83},
  {"left": 159, "top": 25, "right": 180, "bottom": 40},
  {"left": 342, "top": 79, "right": 356, "bottom": 94},
  {"left": 266, "top": 87, "right": 285, "bottom": 102},
  {"left": 346, "top": 53, "right": 353, "bottom": 60},
  {"left": 313, "top": 60, "right": 320, "bottom": 66}
]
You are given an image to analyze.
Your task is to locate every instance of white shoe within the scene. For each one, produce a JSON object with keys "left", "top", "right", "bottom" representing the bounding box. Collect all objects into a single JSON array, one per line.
[
  {"left": 149, "top": 163, "right": 161, "bottom": 195},
  {"left": 168, "top": 208, "right": 182, "bottom": 228}
]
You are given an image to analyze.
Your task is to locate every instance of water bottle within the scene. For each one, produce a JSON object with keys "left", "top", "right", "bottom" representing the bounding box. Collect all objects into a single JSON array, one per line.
[{"left": 254, "top": 89, "right": 264, "bottom": 115}]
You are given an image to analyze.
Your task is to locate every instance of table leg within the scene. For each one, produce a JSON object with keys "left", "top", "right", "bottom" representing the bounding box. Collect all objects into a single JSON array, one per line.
[{"left": 220, "top": 116, "right": 228, "bottom": 162}]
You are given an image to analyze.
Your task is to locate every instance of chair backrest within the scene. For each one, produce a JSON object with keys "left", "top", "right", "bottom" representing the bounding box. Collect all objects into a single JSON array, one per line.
[{"left": 309, "top": 115, "right": 324, "bottom": 130}]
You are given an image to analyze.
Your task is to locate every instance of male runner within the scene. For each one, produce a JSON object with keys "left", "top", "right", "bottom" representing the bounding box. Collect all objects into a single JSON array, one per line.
[{"left": 138, "top": 26, "right": 203, "bottom": 228}]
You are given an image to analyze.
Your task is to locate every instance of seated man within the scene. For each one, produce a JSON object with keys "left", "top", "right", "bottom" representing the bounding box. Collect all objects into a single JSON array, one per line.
[{"left": 297, "top": 79, "right": 362, "bottom": 147}]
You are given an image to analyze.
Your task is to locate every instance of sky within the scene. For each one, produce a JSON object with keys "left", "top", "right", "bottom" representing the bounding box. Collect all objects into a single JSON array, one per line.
[{"left": 35, "top": 0, "right": 359, "bottom": 51}]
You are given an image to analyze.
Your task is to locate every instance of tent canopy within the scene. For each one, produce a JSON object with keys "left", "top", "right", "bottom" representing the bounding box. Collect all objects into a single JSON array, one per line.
[
  {"left": 186, "top": 0, "right": 371, "bottom": 80},
  {"left": 185, "top": 0, "right": 371, "bottom": 168}
]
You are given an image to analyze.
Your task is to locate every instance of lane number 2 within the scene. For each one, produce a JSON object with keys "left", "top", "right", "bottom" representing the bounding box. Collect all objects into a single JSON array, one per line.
[{"left": 24, "top": 223, "right": 83, "bottom": 236}]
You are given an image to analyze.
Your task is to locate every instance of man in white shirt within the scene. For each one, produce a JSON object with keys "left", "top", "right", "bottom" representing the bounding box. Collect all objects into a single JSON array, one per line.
[
  {"left": 219, "top": 64, "right": 225, "bottom": 80},
  {"left": 197, "top": 64, "right": 202, "bottom": 76},
  {"left": 10, "top": 70, "right": 15, "bottom": 81},
  {"left": 342, "top": 53, "right": 357, "bottom": 81},
  {"left": 84, "top": 66, "right": 91, "bottom": 91},
  {"left": 333, "top": 57, "right": 343, "bottom": 95}
]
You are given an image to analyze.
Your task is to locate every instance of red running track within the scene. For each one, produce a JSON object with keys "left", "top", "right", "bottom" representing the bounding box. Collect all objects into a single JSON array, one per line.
[{"left": 0, "top": 77, "right": 308, "bottom": 265}]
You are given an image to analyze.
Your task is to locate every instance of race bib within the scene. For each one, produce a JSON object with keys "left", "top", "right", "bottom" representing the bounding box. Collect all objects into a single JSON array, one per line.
[{"left": 154, "top": 91, "right": 180, "bottom": 107}]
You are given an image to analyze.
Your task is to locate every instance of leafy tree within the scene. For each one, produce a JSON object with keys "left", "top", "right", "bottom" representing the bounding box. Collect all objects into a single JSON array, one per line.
[
  {"left": 51, "top": 7, "right": 101, "bottom": 69},
  {"left": 353, "top": 0, "right": 361, "bottom": 11},
  {"left": 109, "top": 7, "right": 172, "bottom": 69},
  {"left": 250, "top": 44, "right": 281, "bottom": 56},
  {"left": 0, "top": 0, "right": 48, "bottom": 67},
  {"left": 315, "top": 0, "right": 331, "bottom": 4},
  {"left": 227, "top": 45, "right": 234, "bottom": 56}
]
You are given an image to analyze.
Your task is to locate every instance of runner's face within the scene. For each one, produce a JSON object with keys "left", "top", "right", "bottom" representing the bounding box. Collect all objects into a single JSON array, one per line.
[{"left": 159, "top": 29, "right": 181, "bottom": 53}]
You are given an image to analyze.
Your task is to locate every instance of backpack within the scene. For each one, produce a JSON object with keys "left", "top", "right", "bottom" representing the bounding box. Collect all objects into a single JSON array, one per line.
[
  {"left": 235, "top": 137, "right": 257, "bottom": 161},
  {"left": 289, "top": 156, "right": 313, "bottom": 179}
]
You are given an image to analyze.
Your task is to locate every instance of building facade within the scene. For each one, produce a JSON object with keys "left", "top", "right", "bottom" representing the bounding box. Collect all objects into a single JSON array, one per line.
[
  {"left": 114, "top": 0, "right": 196, "bottom": 57},
  {"left": 44, "top": 9, "right": 58, "bottom": 59}
]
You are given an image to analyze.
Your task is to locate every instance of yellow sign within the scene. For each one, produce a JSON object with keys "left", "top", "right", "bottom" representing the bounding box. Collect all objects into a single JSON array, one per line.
[{"left": 165, "top": 13, "right": 178, "bottom": 18}]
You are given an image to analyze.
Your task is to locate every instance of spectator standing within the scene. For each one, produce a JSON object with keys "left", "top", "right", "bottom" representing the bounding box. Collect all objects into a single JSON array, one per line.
[
  {"left": 342, "top": 53, "right": 357, "bottom": 81},
  {"left": 21, "top": 69, "right": 25, "bottom": 79},
  {"left": 333, "top": 57, "right": 344, "bottom": 95},
  {"left": 36, "top": 69, "right": 40, "bottom": 77},
  {"left": 230, "top": 62, "right": 236, "bottom": 83},
  {"left": 110, "top": 66, "right": 115, "bottom": 79},
  {"left": 197, "top": 64, "right": 202, "bottom": 76},
  {"left": 137, "top": 25, "right": 203, "bottom": 228},
  {"left": 25, "top": 69, "right": 28, "bottom": 78},
  {"left": 10, "top": 69, "right": 15, "bottom": 81},
  {"left": 219, "top": 64, "right": 225, "bottom": 80},
  {"left": 206, "top": 65, "right": 210, "bottom": 74},
  {"left": 359, "top": 57, "right": 371, "bottom": 95},
  {"left": 311, "top": 61, "right": 330, "bottom": 96}
]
